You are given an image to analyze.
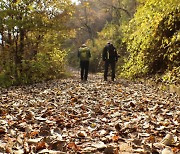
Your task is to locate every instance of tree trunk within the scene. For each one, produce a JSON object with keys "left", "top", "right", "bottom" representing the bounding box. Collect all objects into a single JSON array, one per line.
[
  {"left": 0, "top": 27, "right": 4, "bottom": 50},
  {"left": 18, "top": 28, "right": 25, "bottom": 73},
  {"left": 14, "top": 28, "right": 25, "bottom": 80},
  {"left": 14, "top": 36, "right": 19, "bottom": 80}
]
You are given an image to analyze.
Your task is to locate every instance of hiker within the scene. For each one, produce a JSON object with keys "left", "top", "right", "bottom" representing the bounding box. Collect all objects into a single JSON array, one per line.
[
  {"left": 78, "top": 44, "right": 91, "bottom": 81},
  {"left": 102, "top": 42, "right": 118, "bottom": 81}
]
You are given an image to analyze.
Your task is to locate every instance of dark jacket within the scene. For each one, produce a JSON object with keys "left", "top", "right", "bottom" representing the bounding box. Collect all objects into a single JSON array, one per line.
[{"left": 102, "top": 43, "right": 118, "bottom": 62}]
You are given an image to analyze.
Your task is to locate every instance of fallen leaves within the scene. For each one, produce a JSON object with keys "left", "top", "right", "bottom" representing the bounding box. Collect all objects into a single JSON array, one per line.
[
  {"left": 77, "top": 131, "right": 87, "bottom": 138},
  {"left": 67, "top": 142, "right": 80, "bottom": 151},
  {"left": 112, "top": 135, "right": 120, "bottom": 142},
  {"left": 36, "top": 141, "right": 46, "bottom": 152},
  {"left": 0, "top": 73, "right": 179, "bottom": 153},
  {"left": 161, "top": 133, "right": 175, "bottom": 146},
  {"left": 0, "top": 127, "right": 6, "bottom": 135}
]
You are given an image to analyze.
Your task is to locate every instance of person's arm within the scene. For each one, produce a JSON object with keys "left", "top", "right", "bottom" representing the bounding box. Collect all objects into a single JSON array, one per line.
[
  {"left": 88, "top": 49, "right": 91, "bottom": 58},
  {"left": 115, "top": 49, "right": 118, "bottom": 61},
  {"left": 86, "top": 48, "right": 91, "bottom": 58},
  {"left": 113, "top": 46, "right": 118, "bottom": 61}
]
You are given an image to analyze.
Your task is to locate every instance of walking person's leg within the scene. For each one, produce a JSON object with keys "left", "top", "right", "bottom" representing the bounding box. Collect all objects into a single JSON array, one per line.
[
  {"left": 84, "top": 61, "right": 89, "bottom": 81},
  {"left": 80, "top": 61, "right": 84, "bottom": 80},
  {"left": 104, "top": 61, "right": 109, "bottom": 81},
  {"left": 111, "top": 62, "right": 115, "bottom": 81}
]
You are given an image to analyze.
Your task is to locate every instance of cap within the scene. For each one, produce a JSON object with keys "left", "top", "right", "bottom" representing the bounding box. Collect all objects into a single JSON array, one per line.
[{"left": 107, "top": 40, "right": 112, "bottom": 44}]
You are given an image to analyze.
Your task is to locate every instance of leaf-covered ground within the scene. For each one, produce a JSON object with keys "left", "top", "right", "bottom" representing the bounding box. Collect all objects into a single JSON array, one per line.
[{"left": 0, "top": 73, "right": 180, "bottom": 154}]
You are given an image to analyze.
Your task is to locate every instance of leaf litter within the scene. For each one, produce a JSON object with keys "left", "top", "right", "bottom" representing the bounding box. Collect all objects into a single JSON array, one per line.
[{"left": 0, "top": 73, "right": 179, "bottom": 153}]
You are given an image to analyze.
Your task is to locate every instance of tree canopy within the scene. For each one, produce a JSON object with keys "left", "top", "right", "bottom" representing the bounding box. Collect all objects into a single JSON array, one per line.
[
  {"left": 0, "top": 0, "right": 179, "bottom": 87},
  {"left": 122, "top": 0, "right": 179, "bottom": 83},
  {"left": 0, "top": 0, "right": 74, "bottom": 86}
]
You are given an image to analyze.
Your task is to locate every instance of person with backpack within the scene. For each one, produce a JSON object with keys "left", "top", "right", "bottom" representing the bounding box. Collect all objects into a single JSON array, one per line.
[
  {"left": 78, "top": 44, "right": 91, "bottom": 81},
  {"left": 102, "top": 42, "right": 118, "bottom": 81}
]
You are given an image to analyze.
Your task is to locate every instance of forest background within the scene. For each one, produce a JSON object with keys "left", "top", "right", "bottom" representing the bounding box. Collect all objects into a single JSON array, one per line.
[{"left": 0, "top": 0, "right": 179, "bottom": 87}]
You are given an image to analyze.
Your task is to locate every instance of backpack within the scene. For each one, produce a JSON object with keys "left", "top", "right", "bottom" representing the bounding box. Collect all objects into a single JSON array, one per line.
[
  {"left": 106, "top": 44, "right": 116, "bottom": 60},
  {"left": 79, "top": 47, "right": 90, "bottom": 61}
]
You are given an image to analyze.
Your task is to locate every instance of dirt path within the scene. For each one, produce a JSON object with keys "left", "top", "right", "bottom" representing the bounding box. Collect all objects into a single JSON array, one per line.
[{"left": 0, "top": 73, "right": 179, "bottom": 153}]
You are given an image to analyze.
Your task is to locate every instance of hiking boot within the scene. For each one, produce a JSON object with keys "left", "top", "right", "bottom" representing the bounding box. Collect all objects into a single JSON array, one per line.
[{"left": 112, "top": 77, "right": 116, "bottom": 81}]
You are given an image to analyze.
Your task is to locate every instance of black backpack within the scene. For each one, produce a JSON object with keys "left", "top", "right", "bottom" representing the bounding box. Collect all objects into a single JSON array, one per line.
[{"left": 106, "top": 44, "right": 116, "bottom": 60}]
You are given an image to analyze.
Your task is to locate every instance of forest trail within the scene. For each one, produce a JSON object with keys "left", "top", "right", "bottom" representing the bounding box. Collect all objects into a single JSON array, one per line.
[{"left": 0, "top": 72, "right": 180, "bottom": 153}]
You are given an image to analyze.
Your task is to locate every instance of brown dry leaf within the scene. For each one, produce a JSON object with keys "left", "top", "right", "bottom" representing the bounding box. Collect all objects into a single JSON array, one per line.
[
  {"left": 29, "top": 131, "right": 39, "bottom": 138},
  {"left": 0, "top": 127, "right": 6, "bottom": 134},
  {"left": 5, "top": 147, "right": 12, "bottom": 153},
  {"left": 50, "top": 140, "right": 66, "bottom": 151},
  {"left": 112, "top": 135, "right": 119, "bottom": 142},
  {"left": 104, "top": 146, "right": 114, "bottom": 154},
  {"left": 129, "top": 101, "right": 136, "bottom": 107},
  {"left": 25, "top": 111, "right": 34, "bottom": 120},
  {"left": 132, "top": 139, "right": 142, "bottom": 146},
  {"left": 0, "top": 109, "right": 7, "bottom": 116},
  {"left": 67, "top": 142, "right": 80, "bottom": 151},
  {"left": 147, "top": 135, "right": 155, "bottom": 143},
  {"left": 71, "top": 97, "right": 78, "bottom": 102},
  {"left": 118, "top": 88, "right": 123, "bottom": 93},
  {"left": 39, "top": 125, "right": 51, "bottom": 136},
  {"left": 80, "top": 105, "right": 87, "bottom": 110},
  {"left": 91, "top": 131, "right": 99, "bottom": 138},
  {"left": 36, "top": 141, "right": 46, "bottom": 152},
  {"left": 77, "top": 131, "right": 87, "bottom": 138},
  {"left": 114, "top": 148, "right": 121, "bottom": 154},
  {"left": 56, "top": 118, "right": 65, "bottom": 126},
  {"left": 172, "top": 147, "right": 180, "bottom": 153},
  {"left": 115, "top": 123, "right": 121, "bottom": 132},
  {"left": 105, "top": 101, "right": 111, "bottom": 106}
]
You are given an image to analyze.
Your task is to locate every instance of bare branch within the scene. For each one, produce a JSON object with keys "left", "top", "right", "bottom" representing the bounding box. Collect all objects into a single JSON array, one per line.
[{"left": 98, "top": 0, "right": 131, "bottom": 17}]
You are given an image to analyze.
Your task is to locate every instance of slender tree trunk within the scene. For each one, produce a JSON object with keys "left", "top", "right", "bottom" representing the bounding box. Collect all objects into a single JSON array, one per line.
[
  {"left": 14, "top": 36, "right": 19, "bottom": 80},
  {"left": 0, "top": 27, "right": 4, "bottom": 50},
  {"left": 14, "top": 28, "right": 25, "bottom": 80},
  {"left": 84, "top": 6, "right": 95, "bottom": 47},
  {"left": 18, "top": 28, "right": 25, "bottom": 75}
]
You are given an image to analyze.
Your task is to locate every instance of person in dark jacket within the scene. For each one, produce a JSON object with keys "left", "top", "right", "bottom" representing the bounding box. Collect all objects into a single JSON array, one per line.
[
  {"left": 102, "top": 42, "right": 118, "bottom": 81},
  {"left": 78, "top": 44, "right": 91, "bottom": 81}
]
